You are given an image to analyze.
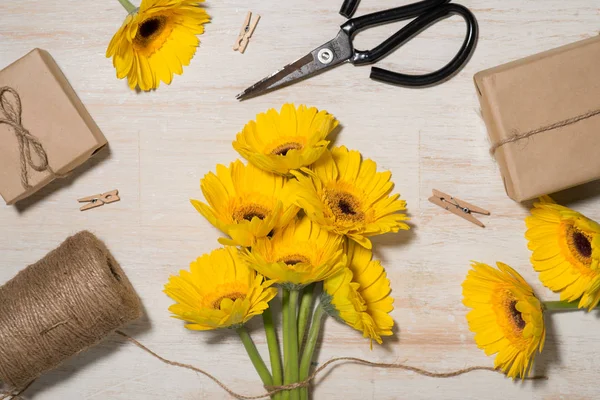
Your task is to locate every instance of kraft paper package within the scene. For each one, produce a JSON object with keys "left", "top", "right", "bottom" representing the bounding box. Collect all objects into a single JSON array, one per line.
[
  {"left": 474, "top": 35, "right": 600, "bottom": 202},
  {"left": 0, "top": 49, "right": 107, "bottom": 205}
]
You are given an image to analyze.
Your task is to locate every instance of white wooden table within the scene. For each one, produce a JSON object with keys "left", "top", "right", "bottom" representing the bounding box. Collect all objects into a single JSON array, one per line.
[{"left": 1, "top": 1, "right": 600, "bottom": 399}]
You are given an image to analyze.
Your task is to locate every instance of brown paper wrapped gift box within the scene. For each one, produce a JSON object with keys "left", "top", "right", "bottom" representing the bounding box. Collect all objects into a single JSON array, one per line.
[
  {"left": 474, "top": 36, "right": 600, "bottom": 202},
  {"left": 0, "top": 49, "right": 107, "bottom": 205}
]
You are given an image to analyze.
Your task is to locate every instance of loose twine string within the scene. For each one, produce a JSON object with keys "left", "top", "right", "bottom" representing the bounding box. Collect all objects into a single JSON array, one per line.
[
  {"left": 113, "top": 331, "right": 546, "bottom": 400},
  {"left": 489, "top": 108, "right": 600, "bottom": 155},
  {"left": 0, "top": 86, "right": 58, "bottom": 189}
]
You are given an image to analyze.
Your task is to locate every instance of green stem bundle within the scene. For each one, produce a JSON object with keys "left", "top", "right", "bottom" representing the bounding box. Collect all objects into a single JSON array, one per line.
[
  {"left": 281, "top": 290, "right": 291, "bottom": 400},
  {"left": 299, "top": 304, "right": 326, "bottom": 400},
  {"left": 237, "top": 327, "right": 273, "bottom": 388},
  {"left": 297, "top": 284, "right": 315, "bottom": 350},
  {"left": 543, "top": 300, "right": 583, "bottom": 311},
  {"left": 117, "top": 0, "right": 138, "bottom": 14},
  {"left": 284, "top": 289, "right": 301, "bottom": 400},
  {"left": 263, "top": 306, "right": 283, "bottom": 400}
]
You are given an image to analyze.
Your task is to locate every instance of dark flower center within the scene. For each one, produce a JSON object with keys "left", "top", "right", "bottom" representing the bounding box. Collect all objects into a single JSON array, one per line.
[
  {"left": 133, "top": 16, "right": 168, "bottom": 52},
  {"left": 508, "top": 300, "right": 526, "bottom": 330},
  {"left": 233, "top": 204, "right": 270, "bottom": 223},
  {"left": 573, "top": 231, "right": 592, "bottom": 258},
  {"left": 212, "top": 292, "right": 245, "bottom": 309},
  {"left": 324, "top": 189, "right": 364, "bottom": 222},
  {"left": 139, "top": 17, "right": 163, "bottom": 38},
  {"left": 270, "top": 142, "right": 303, "bottom": 156},
  {"left": 338, "top": 199, "right": 356, "bottom": 215},
  {"left": 280, "top": 254, "right": 311, "bottom": 267},
  {"left": 243, "top": 211, "right": 265, "bottom": 221}
]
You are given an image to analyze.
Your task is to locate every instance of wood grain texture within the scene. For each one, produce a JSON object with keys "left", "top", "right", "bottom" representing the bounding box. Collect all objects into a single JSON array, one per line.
[{"left": 1, "top": 1, "right": 599, "bottom": 399}]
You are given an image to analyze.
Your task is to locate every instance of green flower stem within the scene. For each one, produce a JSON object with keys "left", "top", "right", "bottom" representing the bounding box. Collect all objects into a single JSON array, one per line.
[
  {"left": 299, "top": 304, "right": 326, "bottom": 400},
  {"left": 281, "top": 290, "right": 291, "bottom": 400},
  {"left": 543, "top": 300, "right": 584, "bottom": 311},
  {"left": 263, "top": 306, "right": 283, "bottom": 400},
  {"left": 284, "top": 289, "right": 301, "bottom": 400},
  {"left": 297, "top": 284, "right": 316, "bottom": 351},
  {"left": 117, "top": 0, "right": 137, "bottom": 14},
  {"left": 237, "top": 326, "right": 274, "bottom": 389}
]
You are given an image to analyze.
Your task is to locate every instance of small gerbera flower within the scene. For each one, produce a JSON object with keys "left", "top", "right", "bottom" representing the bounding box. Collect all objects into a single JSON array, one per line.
[
  {"left": 290, "top": 146, "right": 409, "bottom": 249},
  {"left": 462, "top": 261, "right": 546, "bottom": 379},
  {"left": 164, "top": 247, "right": 277, "bottom": 330},
  {"left": 191, "top": 160, "right": 299, "bottom": 247},
  {"left": 233, "top": 104, "right": 338, "bottom": 176},
  {"left": 240, "top": 216, "right": 347, "bottom": 289},
  {"left": 322, "top": 241, "right": 394, "bottom": 347},
  {"left": 106, "top": 0, "right": 210, "bottom": 91},
  {"left": 526, "top": 196, "right": 600, "bottom": 310}
]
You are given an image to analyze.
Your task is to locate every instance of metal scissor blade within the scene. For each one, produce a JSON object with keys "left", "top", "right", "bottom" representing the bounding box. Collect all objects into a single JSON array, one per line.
[{"left": 236, "top": 30, "right": 353, "bottom": 100}]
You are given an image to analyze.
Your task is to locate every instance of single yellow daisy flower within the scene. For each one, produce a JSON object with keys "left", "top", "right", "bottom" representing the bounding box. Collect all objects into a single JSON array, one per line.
[
  {"left": 526, "top": 196, "right": 600, "bottom": 310},
  {"left": 290, "top": 146, "right": 409, "bottom": 249},
  {"left": 240, "top": 216, "right": 347, "bottom": 289},
  {"left": 106, "top": 0, "right": 210, "bottom": 91},
  {"left": 322, "top": 241, "right": 394, "bottom": 347},
  {"left": 164, "top": 247, "right": 277, "bottom": 330},
  {"left": 462, "top": 261, "right": 546, "bottom": 379},
  {"left": 233, "top": 104, "right": 339, "bottom": 176},
  {"left": 191, "top": 160, "right": 299, "bottom": 247}
]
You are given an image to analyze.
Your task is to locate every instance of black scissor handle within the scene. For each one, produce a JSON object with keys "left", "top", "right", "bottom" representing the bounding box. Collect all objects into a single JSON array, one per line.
[
  {"left": 341, "top": 1, "right": 478, "bottom": 87},
  {"left": 339, "top": 0, "right": 361, "bottom": 19},
  {"left": 341, "top": 0, "right": 450, "bottom": 34}
]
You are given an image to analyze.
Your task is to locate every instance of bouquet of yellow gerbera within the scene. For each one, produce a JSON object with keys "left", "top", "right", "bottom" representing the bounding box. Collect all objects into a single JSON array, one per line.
[{"left": 164, "top": 104, "right": 410, "bottom": 398}]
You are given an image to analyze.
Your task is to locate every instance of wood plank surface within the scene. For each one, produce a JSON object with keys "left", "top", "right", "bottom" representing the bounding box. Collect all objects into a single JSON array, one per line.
[{"left": 1, "top": 1, "right": 599, "bottom": 399}]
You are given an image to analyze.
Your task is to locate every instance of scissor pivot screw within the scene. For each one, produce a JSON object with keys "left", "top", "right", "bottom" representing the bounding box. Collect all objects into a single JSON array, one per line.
[{"left": 317, "top": 48, "right": 334, "bottom": 64}]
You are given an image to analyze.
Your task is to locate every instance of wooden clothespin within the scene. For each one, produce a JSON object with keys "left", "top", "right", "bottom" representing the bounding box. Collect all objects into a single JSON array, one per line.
[
  {"left": 428, "top": 189, "right": 490, "bottom": 228},
  {"left": 78, "top": 189, "right": 120, "bottom": 211},
  {"left": 233, "top": 12, "right": 260, "bottom": 54}
]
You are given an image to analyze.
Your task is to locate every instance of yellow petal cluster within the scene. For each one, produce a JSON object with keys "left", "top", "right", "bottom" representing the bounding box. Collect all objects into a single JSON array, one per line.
[
  {"left": 322, "top": 241, "right": 394, "bottom": 347},
  {"left": 191, "top": 160, "right": 299, "bottom": 247},
  {"left": 290, "top": 146, "right": 409, "bottom": 249},
  {"left": 107, "top": 0, "right": 210, "bottom": 91},
  {"left": 462, "top": 261, "right": 545, "bottom": 379},
  {"left": 233, "top": 104, "right": 338, "bottom": 176},
  {"left": 240, "top": 216, "right": 346, "bottom": 288},
  {"left": 164, "top": 247, "right": 277, "bottom": 330},
  {"left": 526, "top": 196, "right": 600, "bottom": 310}
]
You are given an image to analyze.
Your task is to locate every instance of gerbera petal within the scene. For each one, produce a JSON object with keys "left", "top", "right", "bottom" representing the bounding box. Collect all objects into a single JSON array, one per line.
[
  {"left": 106, "top": 0, "right": 209, "bottom": 90},
  {"left": 164, "top": 247, "right": 277, "bottom": 330},
  {"left": 462, "top": 261, "right": 545, "bottom": 380},
  {"left": 322, "top": 244, "right": 394, "bottom": 347},
  {"left": 292, "top": 146, "right": 408, "bottom": 247},
  {"left": 526, "top": 196, "right": 600, "bottom": 310}
]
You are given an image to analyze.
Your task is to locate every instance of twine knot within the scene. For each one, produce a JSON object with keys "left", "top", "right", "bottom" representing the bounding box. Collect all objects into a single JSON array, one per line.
[
  {"left": 0, "top": 86, "right": 55, "bottom": 190},
  {"left": 489, "top": 108, "right": 600, "bottom": 156}
]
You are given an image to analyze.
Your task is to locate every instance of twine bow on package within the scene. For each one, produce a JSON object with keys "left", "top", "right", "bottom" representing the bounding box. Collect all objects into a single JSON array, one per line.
[
  {"left": 475, "top": 36, "right": 600, "bottom": 202},
  {"left": 0, "top": 49, "right": 107, "bottom": 205}
]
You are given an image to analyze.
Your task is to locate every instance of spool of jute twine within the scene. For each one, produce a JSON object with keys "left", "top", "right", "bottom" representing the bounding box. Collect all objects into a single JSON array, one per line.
[{"left": 0, "top": 231, "right": 142, "bottom": 390}]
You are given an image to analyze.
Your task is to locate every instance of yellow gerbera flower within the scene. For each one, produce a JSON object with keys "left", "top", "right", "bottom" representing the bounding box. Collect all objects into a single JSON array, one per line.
[
  {"left": 526, "top": 196, "right": 600, "bottom": 310},
  {"left": 462, "top": 261, "right": 546, "bottom": 379},
  {"left": 322, "top": 241, "right": 394, "bottom": 346},
  {"left": 290, "top": 146, "right": 409, "bottom": 249},
  {"left": 106, "top": 0, "right": 210, "bottom": 91},
  {"left": 164, "top": 247, "right": 277, "bottom": 330},
  {"left": 240, "top": 216, "right": 346, "bottom": 288},
  {"left": 232, "top": 104, "right": 338, "bottom": 176},
  {"left": 191, "top": 160, "right": 299, "bottom": 247}
]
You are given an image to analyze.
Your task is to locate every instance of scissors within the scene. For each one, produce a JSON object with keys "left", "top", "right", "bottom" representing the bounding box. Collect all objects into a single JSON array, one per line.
[{"left": 236, "top": 0, "right": 478, "bottom": 101}]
